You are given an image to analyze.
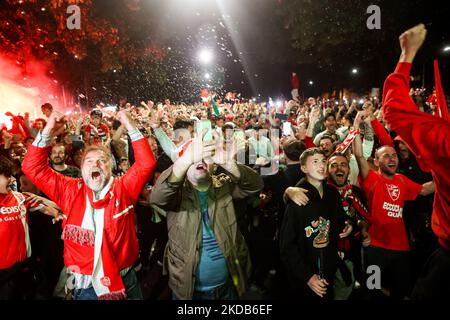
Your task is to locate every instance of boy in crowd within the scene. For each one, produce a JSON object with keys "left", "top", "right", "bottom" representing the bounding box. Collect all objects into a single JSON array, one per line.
[{"left": 280, "top": 148, "right": 352, "bottom": 299}]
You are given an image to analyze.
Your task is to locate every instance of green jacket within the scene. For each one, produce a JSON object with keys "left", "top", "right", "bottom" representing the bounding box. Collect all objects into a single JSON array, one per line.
[{"left": 149, "top": 164, "right": 263, "bottom": 300}]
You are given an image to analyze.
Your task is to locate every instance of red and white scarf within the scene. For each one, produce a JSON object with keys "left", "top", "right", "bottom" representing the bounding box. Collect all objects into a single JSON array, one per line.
[{"left": 62, "top": 178, "right": 128, "bottom": 300}]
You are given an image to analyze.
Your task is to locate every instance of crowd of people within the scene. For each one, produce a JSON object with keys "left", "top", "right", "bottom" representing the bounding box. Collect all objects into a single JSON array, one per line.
[{"left": 0, "top": 24, "right": 448, "bottom": 300}]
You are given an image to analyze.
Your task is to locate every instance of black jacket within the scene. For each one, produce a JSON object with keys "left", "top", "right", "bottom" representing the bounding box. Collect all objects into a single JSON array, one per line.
[{"left": 280, "top": 178, "right": 346, "bottom": 289}]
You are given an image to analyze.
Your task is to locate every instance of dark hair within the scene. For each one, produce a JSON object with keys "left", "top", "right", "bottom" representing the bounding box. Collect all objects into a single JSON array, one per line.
[
  {"left": 90, "top": 109, "right": 103, "bottom": 118},
  {"left": 300, "top": 148, "right": 324, "bottom": 166},
  {"left": 342, "top": 112, "right": 356, "bottom": 124},
  {"left": 33, "top": 118, "right": 47, "bottom": 128},
  {"left": 319, "top": 134, "right": 336, "bottom": 145},
  {"left": 327, "top": 153, "right": 349, "bottom": 168},
  {"left": 283, "top": 139, "right": 306, "bottom": 162},
  {"left": 41, "top": 103, "right": 53, "bottom": 111},
  {"left": 0, "top": 155, "right": 14, "bottom": 177},
  {"left": 324, "top": 112, "right": 336, "bottom": 122},
  {"left": 111, "top": 119, "right": 122, "bottom": 131},
  {"left": 173, "top": 119, "right": 194, "bottom": 131}
]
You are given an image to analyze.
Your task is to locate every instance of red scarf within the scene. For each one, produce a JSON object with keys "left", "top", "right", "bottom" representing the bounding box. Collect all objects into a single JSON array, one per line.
[
  {"left": 62, "top": 180, "right": 128, "bottom": 300},
  {"left": 87, "top": 187, "right": 126, "bottom": 299},
  {"left": 329, "top": 181, "right": 371, "bottom": 252}
]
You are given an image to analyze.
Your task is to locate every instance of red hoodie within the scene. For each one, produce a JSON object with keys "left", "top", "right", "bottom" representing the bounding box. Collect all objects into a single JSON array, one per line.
[{"left": 382, "top": 62, "right": 450, "bottom": 251}]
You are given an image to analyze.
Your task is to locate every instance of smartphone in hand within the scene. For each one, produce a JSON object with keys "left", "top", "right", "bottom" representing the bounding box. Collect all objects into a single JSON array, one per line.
[
  {"left": 196, "top": 120, "right": 213, "bottom": 141},
  {"left": 282, "top": 122, "right": 293, "bottom": 136}
]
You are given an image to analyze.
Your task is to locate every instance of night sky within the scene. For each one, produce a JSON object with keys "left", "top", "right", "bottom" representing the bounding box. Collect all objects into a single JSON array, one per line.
[
  {"left": 101, "top": 0, "right": 450, "bottom": 100},
  {"left": 1, "top": 0, "right": 450, "bottom": 104}
]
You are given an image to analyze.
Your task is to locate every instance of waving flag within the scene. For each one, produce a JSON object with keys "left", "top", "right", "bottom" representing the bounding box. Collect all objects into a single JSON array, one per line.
[
  {"left": 291, "top": 72, "right": 300, "bottom": 101},
  {"left": 334, "top": 129, "right": 360, "bottom": 155},
  {"left": 434, "top": 60, "right": 449, "bottom": 121}
]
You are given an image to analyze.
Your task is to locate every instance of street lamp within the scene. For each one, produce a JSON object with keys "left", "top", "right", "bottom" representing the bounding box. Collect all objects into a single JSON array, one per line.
[{"left": 198, "top": 48, "right": 213, "bottom": 65}]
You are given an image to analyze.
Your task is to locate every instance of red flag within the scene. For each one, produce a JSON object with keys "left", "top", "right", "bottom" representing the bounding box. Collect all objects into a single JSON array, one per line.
[
  {"left": 291, "top": 73, "right": 299, "bottom": 90},
  {"left": 225, "top": 92, "right": 236, "bottom": 101},
  {"left": 200, "top": 89, "right": 210, "bottom": 105},
  {"left": 200, "top": 88, "right": 209, "bottom": 99},
  {"left": 434, "top": 60, "right": 449, "bottom": 121}
]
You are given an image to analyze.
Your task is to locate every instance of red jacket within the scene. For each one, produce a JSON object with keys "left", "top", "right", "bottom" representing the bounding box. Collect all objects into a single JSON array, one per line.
[
  {"left": 22, "top": 138, "right": 156, "bottom": 275},
  {"left": 383, "top": 62, "right": 450, "bottom": 250}
]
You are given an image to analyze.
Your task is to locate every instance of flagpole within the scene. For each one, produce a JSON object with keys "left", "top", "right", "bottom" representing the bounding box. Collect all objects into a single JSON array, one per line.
[{"left": 422, "top": 63, "right": 425, "bottom": 88}]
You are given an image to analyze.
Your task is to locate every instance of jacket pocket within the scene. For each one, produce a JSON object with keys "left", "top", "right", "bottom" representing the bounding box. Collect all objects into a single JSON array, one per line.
[{"left": 167, "top": 244, "right": 186, "bottom": 285}]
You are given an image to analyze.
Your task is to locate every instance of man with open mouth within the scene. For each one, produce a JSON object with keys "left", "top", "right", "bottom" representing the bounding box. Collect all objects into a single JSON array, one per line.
[
  {"left": 22, "top": 110, "right": 156, "bottom": 300},
  {"left": 353, "top": 112, "right": 435, "bottom": 300},
  {"left": 150, "top": 130, "right": 263, "bottom": 300}
]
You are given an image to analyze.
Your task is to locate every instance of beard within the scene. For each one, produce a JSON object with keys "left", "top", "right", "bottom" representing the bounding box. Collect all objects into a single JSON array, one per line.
[
  {"left": 380, "top": 163, "right": 397, "bottom": 177},
  {"left": 51, "top": 158, "right": 64, "bottom": 166},
  {"left": 82, "top": 168, "right": 111, "bottom": 192},
  {"left": 330, "top": 171, "right": 348, "bottom": 187}
]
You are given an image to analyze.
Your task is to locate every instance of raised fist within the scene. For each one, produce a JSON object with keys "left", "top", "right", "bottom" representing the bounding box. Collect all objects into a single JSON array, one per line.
[{"left": 399, "top": 24, "right": 427, "bottom": 62}]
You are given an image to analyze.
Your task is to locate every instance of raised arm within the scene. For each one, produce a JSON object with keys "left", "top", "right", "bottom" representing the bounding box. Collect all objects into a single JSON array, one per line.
[
  {"left": 352, "top": 111, "right": 370, "bottom": 180},
  {"left": 370, "top": 118, "right": 394, "bottom": 148},
  {"left": 22, "top": 111, "right": 78, "bottom": 212},
  {"left": 383, "top": 24, "right": 450, "bottom": 165},
  {"left": 118, "top": 111, "right": 156, "bottom": 203},
  {"left": 149, "top": 130, "right": 215, "bottom": 209}
]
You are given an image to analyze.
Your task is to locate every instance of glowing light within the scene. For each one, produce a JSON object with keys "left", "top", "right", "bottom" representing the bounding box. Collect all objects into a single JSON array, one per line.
[
  {"left": 359, "top": 99, "right": 365, "bottom": 104},
  {"left": 113, "top": 69, "right": 117, "bottom": 73},
  {"left": 198, "top": 48, "right": 213, "bottom": 65},
  {"left": 309, "top": 80, "right": 314, "bottom": 85},
  {"left": 444, "top": 46, "right": 450, "bottom": 52},
  {"left": 0, "top": 114, "right": 13, "bottom": 130},
  {"left": 204, "top": 73, "right": 211, "bottom": 79},
  {"left": 276, "top": 100, "right": 283, "bottom": 107},
  {"left": 352, "top": 68, "right": 359, "bottom": 74},
  {"left": 41, "top": 7, "right": 46, "bottom": 11}
]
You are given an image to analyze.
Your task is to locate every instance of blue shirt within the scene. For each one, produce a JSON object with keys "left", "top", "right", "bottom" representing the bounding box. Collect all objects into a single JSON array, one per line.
[{"left": 195, "top": 190, "right": 229, "bottom": 291}]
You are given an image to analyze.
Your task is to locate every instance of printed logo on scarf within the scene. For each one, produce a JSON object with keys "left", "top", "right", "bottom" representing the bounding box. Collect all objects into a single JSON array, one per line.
[
  {"left": 101, "top": 276, "right": 111, "bottom": 287},
  {"left": 386, "top": 184, "right": 400, "bottom": 201}
]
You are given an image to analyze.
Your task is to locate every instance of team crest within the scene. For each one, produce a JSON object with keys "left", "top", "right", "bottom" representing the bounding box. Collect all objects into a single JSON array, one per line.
[
  {"left": 386, "top": 184, "right": 400, "bottom": 201},
  {"left": 100, "top": 276, "right": 111, "bottom": 287}
]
